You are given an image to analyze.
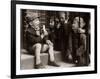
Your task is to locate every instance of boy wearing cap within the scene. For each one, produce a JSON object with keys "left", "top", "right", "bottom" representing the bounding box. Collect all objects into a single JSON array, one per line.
[{"left": 26, "top": 15, "right": 60, "bottom": 69}]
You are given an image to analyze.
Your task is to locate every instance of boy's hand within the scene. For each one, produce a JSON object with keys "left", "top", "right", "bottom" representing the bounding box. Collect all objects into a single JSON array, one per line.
[
  {"left": 36, "top": 30, "right": 40, "bottom": 36},
  {"left": 46, "top": 40, "right": 53, "bottom": 46},
  {"left": 41, "top": 25, "right": 48, "bottom": 36},
  {"left": 41, "top": 34, "right": 44, "bottom": 39},
  {"left": 78, "top": 28, "right": 85, "bottom": 33},
  {"left": 42, "top": 25, "right": 46, "bottom": 31}
]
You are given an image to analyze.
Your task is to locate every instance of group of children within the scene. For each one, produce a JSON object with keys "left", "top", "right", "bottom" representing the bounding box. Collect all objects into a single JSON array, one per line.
[{"left": 25, "top": 11, "right": 90, "bottom": 69}]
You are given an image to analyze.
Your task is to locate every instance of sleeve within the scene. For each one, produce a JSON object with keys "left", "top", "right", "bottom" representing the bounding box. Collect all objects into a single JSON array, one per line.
[{"left": 26, "top": 29, "right": 42, "bottom": 44}]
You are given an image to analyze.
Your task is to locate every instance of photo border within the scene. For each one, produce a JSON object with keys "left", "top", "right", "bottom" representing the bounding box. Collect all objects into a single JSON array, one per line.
[{"left": 11, "top": 0, "right": 97, "bottom": 78}]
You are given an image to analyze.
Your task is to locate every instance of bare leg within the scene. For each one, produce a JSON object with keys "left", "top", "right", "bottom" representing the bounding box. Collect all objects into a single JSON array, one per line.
[
  {"left": 41, "top": 44, "right": 48, "bottom": 53},
  {"left": 42, "top": 44, "right": 60, "bottom": 67},
  {"left": 48, "top": 45, "right": 55, "bottom": 62},
  {"left": 42, "top": 44, "right": 55, "bottom": 62},
  {"left": 32, "top": 43, "right": 42, "bottom": 65}
]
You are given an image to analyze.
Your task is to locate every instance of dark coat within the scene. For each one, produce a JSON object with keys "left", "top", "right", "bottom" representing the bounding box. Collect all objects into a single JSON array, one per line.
[{"left": 26, "top": 27, "right": 48, "bottom": 49}]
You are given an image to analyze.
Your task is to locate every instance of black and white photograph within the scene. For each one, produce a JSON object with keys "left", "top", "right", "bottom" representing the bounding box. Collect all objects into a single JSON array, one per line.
[
  {"left": 11, "top": 1, "right": 97, "bottom": 78},
  {"left": 21, "top": 10, "right": 91, "bottom": 69}
]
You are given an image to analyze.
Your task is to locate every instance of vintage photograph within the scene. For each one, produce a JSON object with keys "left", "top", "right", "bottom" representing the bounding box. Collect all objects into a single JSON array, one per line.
[
  {"left": 20, "top": 9, "right": 91, "bottom": 69},
  {"left": 12, "top": 1, "right": 97, "bottom": 78}
]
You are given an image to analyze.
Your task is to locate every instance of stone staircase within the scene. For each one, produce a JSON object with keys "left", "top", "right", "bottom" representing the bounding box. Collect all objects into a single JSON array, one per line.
[{"left": 21, "top": 50, "right": 62, "bottom": 70}]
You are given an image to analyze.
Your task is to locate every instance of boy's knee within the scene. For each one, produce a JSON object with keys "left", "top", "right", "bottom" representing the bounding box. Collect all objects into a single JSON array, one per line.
[
  {"left": 33, "top": 43, "right": 42, "bottom": 49},
  {"left": 49, "top": 45, "right": 54, "bottom": 49},
  {"left": 36, "top": 43, "right": 42, "bottom": 49}
]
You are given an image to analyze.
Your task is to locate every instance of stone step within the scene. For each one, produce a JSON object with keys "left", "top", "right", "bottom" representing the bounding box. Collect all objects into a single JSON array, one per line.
[{"left": 21, "top": 50, "right": 62, "bottom": 70}]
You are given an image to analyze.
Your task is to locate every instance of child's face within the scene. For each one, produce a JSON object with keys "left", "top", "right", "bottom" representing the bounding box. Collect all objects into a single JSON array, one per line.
[
  {"left": 59, "top": 12, "right": 66, "bottom": 23},
  {"left": 30, "top": 18, "right": 40, "bottom": 28},
  {"left": 72, "top": 17, "right": 85, "bottom": 30},
  {"left": 72, "top": 18, "right": 79, "bottom": 30},
  {"left": 79, "top": 18, "right": 85, "bottom": 28},
  {"left": 60, "top": 17, "right": 65, "bottom": 23},
  {"left": 50, "top": 18, "right": 54, "bottom": 27}
]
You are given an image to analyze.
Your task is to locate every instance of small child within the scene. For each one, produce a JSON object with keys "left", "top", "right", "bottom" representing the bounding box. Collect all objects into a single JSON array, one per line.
[
  {"left": 26, "top": 16, "right": 60, "bottom": 69},
  {"left": 72, "top": 16, "right": 87, "bottom": 66}
]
